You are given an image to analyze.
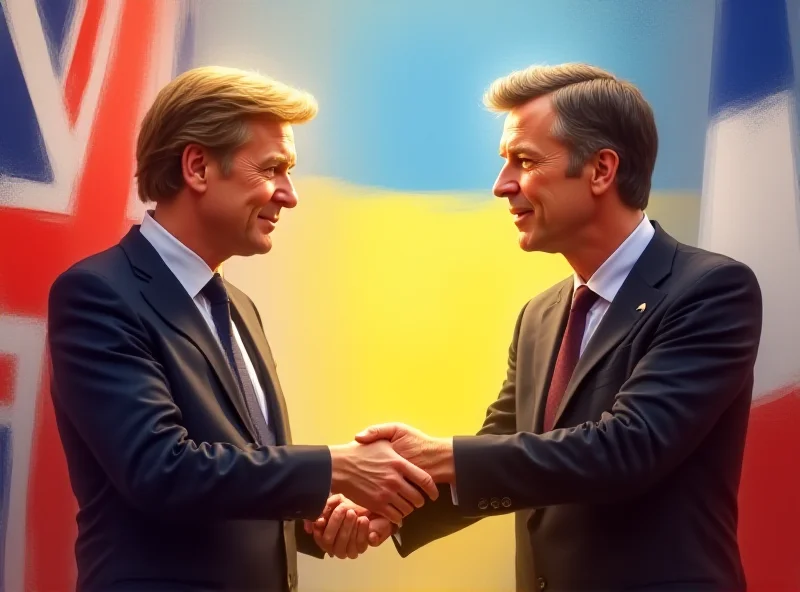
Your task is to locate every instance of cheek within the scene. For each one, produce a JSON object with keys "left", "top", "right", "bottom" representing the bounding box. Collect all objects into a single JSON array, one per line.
[
  {"left": 519, "top": 173, "right": 544, "bottom": 204},
  {"left": 246, "top": 179, "right": 273, "bottom": 204}
]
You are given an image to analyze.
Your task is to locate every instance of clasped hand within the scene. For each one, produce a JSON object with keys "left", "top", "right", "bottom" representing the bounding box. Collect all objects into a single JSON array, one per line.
[{"left": 310, "top": 423, "right": 449, "bottom": 559}]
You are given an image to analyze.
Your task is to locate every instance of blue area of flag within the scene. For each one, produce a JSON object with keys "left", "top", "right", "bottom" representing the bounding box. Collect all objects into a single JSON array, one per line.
[
  {"left": 709, "top": 0, "right": 794, "bottom": 117},
  {"left": 0, "top": 425, "right": 11, "bottom": 592},
  {"left": 35, "top": 0, "right": 77, "bottom": 75},
  {"left": 0, "top": 5, "right": 54, "bottom": 183},
  {"left": 174, "top": 1, "right": 195, "bottom": 76}
]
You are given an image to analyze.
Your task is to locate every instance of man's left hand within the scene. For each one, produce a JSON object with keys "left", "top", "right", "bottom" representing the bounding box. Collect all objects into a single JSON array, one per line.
[{"left": 304, "top": 494, "right": 394, "bottom": 559}]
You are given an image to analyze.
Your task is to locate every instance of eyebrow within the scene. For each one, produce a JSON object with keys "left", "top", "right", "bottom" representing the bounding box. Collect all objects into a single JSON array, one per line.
[
  {"left": 502, "top": 142, "right": 543, "bottom": 157},
  {"left": 260, "top": 153, "right": 296, "bottom": 168}
]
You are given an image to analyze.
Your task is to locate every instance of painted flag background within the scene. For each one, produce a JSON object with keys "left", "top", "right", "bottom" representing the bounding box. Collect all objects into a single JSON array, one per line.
[
  {"left": 699, "top": 0, "right": 800, "bottom": 589},
  {"left": 0, "top": 1, "right": 797, "bottom": 590},
  {"left": 0, "top": 1, "right": 194, "bottom": 590}
]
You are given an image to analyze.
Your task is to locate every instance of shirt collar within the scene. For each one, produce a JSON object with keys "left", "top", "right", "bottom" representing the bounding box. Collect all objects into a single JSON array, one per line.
[
  {"left": 573, "top": 213, "right": 655, "bottom": 304},
  {"left": 139, "top": 210, "right": 215, "bottom": 299}
]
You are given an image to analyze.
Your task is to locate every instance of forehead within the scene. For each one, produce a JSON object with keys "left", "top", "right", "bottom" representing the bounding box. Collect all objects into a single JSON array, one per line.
[
  {"left": 243, "top": 118, "right": 296, "bottom": 159},
  {"left": 499, "top": 95, "right": 558, "bottom": 151}
]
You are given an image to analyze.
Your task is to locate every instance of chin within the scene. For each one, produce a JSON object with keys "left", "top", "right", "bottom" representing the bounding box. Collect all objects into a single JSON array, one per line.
[
  {"left": 237, "top": 237, "right": 272, "bottom": 257},
  {"left": 518, "top": 232, "right": 539, "bottom": 252}
]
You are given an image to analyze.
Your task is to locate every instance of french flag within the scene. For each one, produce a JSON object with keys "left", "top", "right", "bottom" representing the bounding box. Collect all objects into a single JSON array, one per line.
[{"left": 699, "top": 0, "right": 800, "bottom": 589}]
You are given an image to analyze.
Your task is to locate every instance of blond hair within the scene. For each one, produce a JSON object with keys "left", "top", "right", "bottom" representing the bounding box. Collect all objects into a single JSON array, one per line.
[
  {"left": 135, "top": 66, "right": 318, "bottom": 203},
  {"left": 484, "top": 63, "right": 657, "bottom": 210}
]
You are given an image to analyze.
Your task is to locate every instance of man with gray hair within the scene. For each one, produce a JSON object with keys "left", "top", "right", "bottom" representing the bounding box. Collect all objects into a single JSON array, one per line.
[{"left": 319, "top": 63, "right": 763, "bottom": 591}]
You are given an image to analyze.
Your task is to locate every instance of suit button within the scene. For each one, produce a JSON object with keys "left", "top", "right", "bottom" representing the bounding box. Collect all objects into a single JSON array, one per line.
[
  {"left": 538, "top": 576, "right": 547, "bottom": 590},
  {"left": 490, "top": 497, "right": 500, "bottom": 509},
  {"left": 501, "top": 497, "right": 511, "bottom": 508},
  {"left": 478, "top": 498, "right": 488, "bottom": 510}
]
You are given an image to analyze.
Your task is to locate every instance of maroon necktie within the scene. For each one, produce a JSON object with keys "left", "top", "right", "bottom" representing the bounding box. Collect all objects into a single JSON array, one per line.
[{"left": 543, "top": 285, "right": 600, "bottom": 432}]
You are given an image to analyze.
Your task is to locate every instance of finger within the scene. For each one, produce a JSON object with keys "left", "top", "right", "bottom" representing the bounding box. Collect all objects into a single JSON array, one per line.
[
  {"left": 379, "top": 502, "right": 404, "bottom": 525},
  {"left": 321, "top": 494, "right": 344, "bottom": 523},
  {"left": 303, "top": 520, "right": 313, "bottom": 534},
  {"left": 390, "top": 492, "right": 414, "bottom": 517},
  {"left": 312, "top": 526, "right": 328, "bottom": 554},
  {"left": 354, "top": 516, "right": 370, "bottom": 556},
  {"left": 354, "top": 423, "right": 398, "bottom": 444},
  {"left": 321, "top": 504, "right": 349, "bottom": 552},
  {"left": 333, "top": 510, "right": 357, "bottom": 559},
  {"left": 368, "top": 518, "right": 394, "bottom": 547},
  {"left": 395, "top": 479, "right": 425, "bottom": 509},
  {"left": 399, "top": 460, "right": 439, "bottom": 500}
]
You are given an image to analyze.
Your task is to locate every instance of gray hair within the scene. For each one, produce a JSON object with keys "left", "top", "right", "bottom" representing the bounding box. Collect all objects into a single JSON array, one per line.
[{"left": 484, "top": 63, "right": 658, "bottom": 210}]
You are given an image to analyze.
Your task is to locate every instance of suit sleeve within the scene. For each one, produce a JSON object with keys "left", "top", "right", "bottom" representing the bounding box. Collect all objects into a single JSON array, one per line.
[
  {"left": 392, "top": 301, "right": 530, "bottom": 556},
  {"left": 47, "top": 268, "right": 332, "bottom": 521},
  {"left": 295, "top": 521, "right": 326, "bottom": 558},
  {"left": 452, "top": 261, "right": 763, "bottom": 514}
]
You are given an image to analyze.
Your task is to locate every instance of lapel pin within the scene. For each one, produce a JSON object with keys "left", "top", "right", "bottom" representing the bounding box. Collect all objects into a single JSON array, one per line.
[{"left": 636, "top": 302, "right": 647, "bottom": 313}]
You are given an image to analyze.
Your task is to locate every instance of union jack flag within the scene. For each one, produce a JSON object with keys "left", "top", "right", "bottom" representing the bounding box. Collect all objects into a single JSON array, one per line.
[{"left": 0, "top": 0, "right": 193, "bottom": 589}]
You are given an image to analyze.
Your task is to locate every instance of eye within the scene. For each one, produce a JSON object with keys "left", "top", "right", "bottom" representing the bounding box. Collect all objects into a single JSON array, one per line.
[
  {"left": 262, "top": 167, "right": 277, "bottom": 177},
  {"left": 520, "top": 159, "right": 534, "bottom": 170}
]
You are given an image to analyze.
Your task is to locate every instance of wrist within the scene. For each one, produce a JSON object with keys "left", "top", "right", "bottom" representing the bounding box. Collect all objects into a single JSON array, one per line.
[
  {"left": 426, "top": 437, "right": 455, "bottom": 483},
  {"left": 328, "top": 443, "right": 355, "bottom": 492}
]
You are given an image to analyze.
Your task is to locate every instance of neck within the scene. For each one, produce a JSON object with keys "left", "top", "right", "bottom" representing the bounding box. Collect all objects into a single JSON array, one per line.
[
  {"left": 150, "top": 201, "right": 225, "bottom": 271},
  {"left": 563, "top": 207, "right": 644, "bottom": 281}
]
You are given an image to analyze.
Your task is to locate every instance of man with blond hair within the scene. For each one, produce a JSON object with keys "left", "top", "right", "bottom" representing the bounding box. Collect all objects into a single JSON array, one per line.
[
  {"left": 319, "top": 63, "right": 763, "bottom": 590},
  {"left": 47, "top": 66, "right": 436, "bottom": 591}
]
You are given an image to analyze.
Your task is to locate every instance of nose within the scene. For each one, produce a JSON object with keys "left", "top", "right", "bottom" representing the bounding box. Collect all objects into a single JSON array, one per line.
[
  {"left": 493, "top": 168, "right": 520, "bottom": 199},
  {"left": 274, "top": 175, "right": 299, "bottom": 209}
]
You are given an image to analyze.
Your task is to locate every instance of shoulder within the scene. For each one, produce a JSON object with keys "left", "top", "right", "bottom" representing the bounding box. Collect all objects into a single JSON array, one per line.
[
  {"left": 50, "top": 244, "right": 131, "bottom": 298},
  {"left": 671, "top": 241, "right": 760, "bottom": 296}
]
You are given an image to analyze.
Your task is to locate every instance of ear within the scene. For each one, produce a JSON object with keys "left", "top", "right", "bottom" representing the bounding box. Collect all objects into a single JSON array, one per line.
[
  {"left": 181, "top": 144, "right": 209, "bottom": 193},
  {"left": 590, "top": 148, "right": 619, "bottom": 196}
]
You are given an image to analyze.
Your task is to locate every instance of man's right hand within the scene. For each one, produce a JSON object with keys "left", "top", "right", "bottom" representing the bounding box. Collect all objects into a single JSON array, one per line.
[{"left": 328, "top": 440, "right": 438, "bottom": 524}]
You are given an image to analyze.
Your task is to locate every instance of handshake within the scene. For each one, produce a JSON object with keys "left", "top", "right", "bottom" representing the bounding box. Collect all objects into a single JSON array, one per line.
[{"left": 307, "top": 423, "right": 454, "bottom": 559}]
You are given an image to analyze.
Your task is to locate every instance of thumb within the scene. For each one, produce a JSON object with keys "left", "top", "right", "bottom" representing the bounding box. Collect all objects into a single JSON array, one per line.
[{"left": 354, "top": 423, "right": 397, "bottom": 443}]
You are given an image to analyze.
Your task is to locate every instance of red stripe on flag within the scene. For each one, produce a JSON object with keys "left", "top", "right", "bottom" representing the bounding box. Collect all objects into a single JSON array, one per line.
[
  {"left": 739, "top": 387, "right": 800, "bottom": 591},
  {"left": 0, "top": 210, "right": 73, "bottom": 317},
  {"left": 0, "top": 354, "right": 16, "bottom": 405},
  {"left": 63, "top": 0, "right": 106, "bottom": 127}
]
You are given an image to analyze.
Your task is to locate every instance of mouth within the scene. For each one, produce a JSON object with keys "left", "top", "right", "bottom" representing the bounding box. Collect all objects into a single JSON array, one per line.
[
  {"left": 510, "top": 208, "right": 534, "bottom": 226},
  {"left": 256, "top": 214, "right": 277, "bottom": 232}
]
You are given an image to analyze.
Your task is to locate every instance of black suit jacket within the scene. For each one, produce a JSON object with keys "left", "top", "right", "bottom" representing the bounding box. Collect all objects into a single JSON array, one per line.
[
  {"left": 395, "top": 222, "right": 763, "bottom": 591},
  {"left": 47, "top": 226, "right": 332, "bottom": 591}
]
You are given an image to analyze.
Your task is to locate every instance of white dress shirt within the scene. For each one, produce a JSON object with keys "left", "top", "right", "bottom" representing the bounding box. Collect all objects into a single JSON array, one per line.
[
  {"left": 139, "top": 211, "right": 270, "bottom": 424},
  {"left": 573, "top": 213, "right": 655, "bottom": 357},
  {"left": 444, "top": 214, "right": 655, "bottom": 510}
]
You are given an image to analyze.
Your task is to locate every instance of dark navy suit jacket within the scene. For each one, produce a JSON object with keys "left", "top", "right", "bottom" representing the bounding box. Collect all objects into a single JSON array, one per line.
[{"left": 48, "top": 226, "right": 331, "bottom": 591}]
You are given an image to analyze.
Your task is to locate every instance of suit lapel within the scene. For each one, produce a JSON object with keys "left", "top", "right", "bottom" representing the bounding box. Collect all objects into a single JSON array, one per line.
[
  {"left": 119, "top": 227, "right": 260, "bottom": 442},
  {"left": 229, "top": 289, "right": 291, "bottom": 446},
  {"left": 531, "top": 280, "right": 572, "bottom": 433},
  {"left": 549, "top": 221, "right": 677, "bottom": 429}
]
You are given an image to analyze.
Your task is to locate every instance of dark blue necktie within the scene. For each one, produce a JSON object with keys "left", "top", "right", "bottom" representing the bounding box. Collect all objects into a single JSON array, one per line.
[{"left": 201, "top": 273, "right": 275, "bottom": 445}]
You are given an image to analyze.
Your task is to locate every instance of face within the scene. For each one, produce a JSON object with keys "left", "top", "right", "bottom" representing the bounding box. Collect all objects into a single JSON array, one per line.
[
  {"left": 493, "top": 96, "right": 596, "bottom": 254},
  {"left": 187, "top": 118, "right": 299, "bottom": 262}
]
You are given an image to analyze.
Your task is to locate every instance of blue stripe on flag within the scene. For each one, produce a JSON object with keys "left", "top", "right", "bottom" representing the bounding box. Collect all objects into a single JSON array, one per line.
[
  {"left": 709, "top": 0, "right": 794, "bottom": 117},
  {"left": 0, "top": 425, "right": 10, "bottom": 592},
  {"left": 0, "top": 5, "right": 54, "bottom": 183},
  {"left": 174, "top": 0, "right": 195, "bottom": 76},
  {"left": 35, "top": 0, "right": 77, "bottom": 75}
]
